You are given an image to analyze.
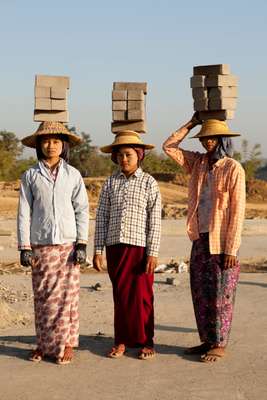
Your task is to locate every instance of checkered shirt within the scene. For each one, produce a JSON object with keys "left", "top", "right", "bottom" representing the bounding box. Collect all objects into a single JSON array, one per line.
[
  {"left": 163, "top": 127, "right": 246, "bottom": 256},
  {"left": 94, "top": 168, "right": 161, "bottom": 257}
]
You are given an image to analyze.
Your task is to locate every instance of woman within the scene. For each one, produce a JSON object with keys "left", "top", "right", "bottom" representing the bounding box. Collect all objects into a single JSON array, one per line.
[
  {"left": 17, "top": 121, "right": 89, "bottom": 365},
  {"left": 163, "top": 115, "right": 246, "bottom": 363},
  {"left": 93, "top": 130, "right": 161, "bottom": 360}
]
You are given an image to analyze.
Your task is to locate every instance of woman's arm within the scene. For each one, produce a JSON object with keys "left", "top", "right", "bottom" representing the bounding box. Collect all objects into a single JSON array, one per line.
[
  {"left": 17, "top": 172, "right": 33, "bottom": 250},
  {"left": 225, "top": 163, "right": 246, "bottom": 257},
  {"left": 72, "top": 175, "right": 89, "bottom": 243},
  {"left": 94, "top": 180, "right": 110, "bottom": 255},
  {"left": 162, "top": 113, "right": 202, "bottom": 174},
  {"left": 146, "top": 179, "right": 162, "bottom": 258}
]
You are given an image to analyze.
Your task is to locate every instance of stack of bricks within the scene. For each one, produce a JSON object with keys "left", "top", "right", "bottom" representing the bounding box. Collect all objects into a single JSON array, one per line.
[
  {"left": 111, "top": 82, "right": 147, "bottom": 133},
  {"left": 34, "top": 75, "right": 70, "bottom": 123},
  {"left": 190, "top": 64, "right": 238, "bottom": 120}
]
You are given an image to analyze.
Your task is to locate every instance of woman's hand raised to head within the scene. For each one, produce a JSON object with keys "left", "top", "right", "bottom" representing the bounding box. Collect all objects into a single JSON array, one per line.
[
  {"left": 190, "top": 111, "right": 202, "bottom": 127},
  {"left": 182, "top": 112, "right": 202, "bottom": 131}
]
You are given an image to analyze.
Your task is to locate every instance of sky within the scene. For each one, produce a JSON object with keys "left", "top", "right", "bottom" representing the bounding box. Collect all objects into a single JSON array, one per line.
[{"left": 0, "top": 0, "right": 267, "bottom": 158}]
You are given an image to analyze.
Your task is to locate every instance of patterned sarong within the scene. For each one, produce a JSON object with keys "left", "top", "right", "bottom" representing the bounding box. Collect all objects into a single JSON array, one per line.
[
  {"left": 31, "top": 243, "right": 79, "bottom": 358},
  {"left": 190, "top": 233, "right": 240, "bottom": 347}
]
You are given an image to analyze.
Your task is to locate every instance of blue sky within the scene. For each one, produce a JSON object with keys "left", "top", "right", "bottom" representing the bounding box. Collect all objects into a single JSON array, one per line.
[{"left": 0, "top": 0, "right": 267, "bottom": 157}]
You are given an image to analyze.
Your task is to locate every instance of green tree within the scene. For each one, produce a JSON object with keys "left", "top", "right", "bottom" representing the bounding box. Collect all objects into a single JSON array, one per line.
[
  {"left": 234, "top": 140, "right": 262, "bottom": 181},
  {"left": 69, "top": 128, "right": 114, "bottom": 176},
  {"left": 142, "top": 151, "right": 184, "bottom": 174},
  {"left": 0, "top": 130, "right": 22, "bottom": 180}
]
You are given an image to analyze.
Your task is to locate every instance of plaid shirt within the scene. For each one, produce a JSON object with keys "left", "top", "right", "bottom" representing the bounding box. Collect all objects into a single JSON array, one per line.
[
  {"left": 94, "top": 168, "right": 161, "bottom": 257},
  {"left": 163, "top": 127, "right": 246, "bottom": 256}
]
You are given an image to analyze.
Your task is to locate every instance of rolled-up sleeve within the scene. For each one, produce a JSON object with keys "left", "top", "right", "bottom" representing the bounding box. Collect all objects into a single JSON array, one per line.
[
  {"left": 162, "top": 127, "right": 202, "bottom": 174},
  {"left": 17, "top": 172, "right": 33, "bottom": 249},
  {"left": 146, "top": 180, "right": 162, "bottom": 257}
]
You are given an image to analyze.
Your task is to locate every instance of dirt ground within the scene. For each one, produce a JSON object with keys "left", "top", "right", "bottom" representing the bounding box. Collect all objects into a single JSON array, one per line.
[
  {"left": 0, "top": 181, "right": 267, "bottom": 399},
  {"left": 0, "top": 272, "right": 267, "bottom": 400}
]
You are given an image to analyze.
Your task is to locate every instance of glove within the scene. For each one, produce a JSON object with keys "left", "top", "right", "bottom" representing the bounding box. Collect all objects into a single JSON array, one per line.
[
  {"left": 20, "top": 250, "right": 33, "bottom": 267},
  {"left": 73, "top": 243, "right": 87, "bottom": 265}
]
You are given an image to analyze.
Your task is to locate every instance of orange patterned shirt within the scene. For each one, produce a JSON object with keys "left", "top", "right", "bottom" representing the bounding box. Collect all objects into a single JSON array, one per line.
[{"left": 163, "top": 127, "right": 246, "bottom": 256}]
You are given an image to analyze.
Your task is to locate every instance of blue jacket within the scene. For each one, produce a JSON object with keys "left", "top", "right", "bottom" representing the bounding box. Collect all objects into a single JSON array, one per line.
[{"left": 17, "top": 160, "right": 89, "bottom": 248}]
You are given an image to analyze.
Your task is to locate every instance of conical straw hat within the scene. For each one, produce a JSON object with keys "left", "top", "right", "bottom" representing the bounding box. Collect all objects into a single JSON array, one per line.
[
  {"left": 21, "top": 121, "right": 82, "bottom": 148},
  {"left": 100, "top": 131, "right": 155, "bottom": 153},
  {"left": 191, "top": 119, "right": 240, "bottom": 139}
]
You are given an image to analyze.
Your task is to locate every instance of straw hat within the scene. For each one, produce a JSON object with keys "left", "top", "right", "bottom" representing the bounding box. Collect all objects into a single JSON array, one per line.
[
  {"left": 100, "top": 131, "right": 155, "bottom": 153},
  {"left": 21, "top": 121, "right": 83, "bottom": 148},
  {"left": 191, "top": 119, "right": 240, "bottom": 139}
]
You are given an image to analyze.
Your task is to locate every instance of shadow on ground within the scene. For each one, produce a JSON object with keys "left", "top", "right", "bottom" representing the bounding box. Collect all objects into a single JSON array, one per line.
[
  {"left": 239, "top": 280, "right": 267, "bottom": 288},
  {"left": 0, "top": 333, "right": 200, "bottom": 362}
]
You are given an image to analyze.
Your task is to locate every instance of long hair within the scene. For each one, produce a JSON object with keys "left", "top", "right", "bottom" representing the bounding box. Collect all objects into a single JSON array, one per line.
[
  {"left": 213, "top": 136, "right": 234, "bottom": 159},
  {"left": 36, "top": 135, "right": 70, "bottom": 162}
]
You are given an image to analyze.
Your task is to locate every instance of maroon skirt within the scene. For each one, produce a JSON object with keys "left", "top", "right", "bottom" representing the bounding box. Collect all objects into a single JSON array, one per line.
[{"left": 106, "top": 244, "right": 154, "bottom": 348}]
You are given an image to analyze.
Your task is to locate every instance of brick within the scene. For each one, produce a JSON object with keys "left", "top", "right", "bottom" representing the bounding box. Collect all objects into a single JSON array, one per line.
[
  {"left": 209, "top": 97, "right": 237, "bottom": 110},
  {"left": 127, "top": 90, "right": 145, "bottom": 101},
  {"left": 190, "top": 75, "right": 205, "bottom": 88},
  {"left": 111, "top": 120, "right": 147, "bottom": 133},
  {"left": 192, "top": 88, "right": 208, "bottom": 100},
  {"left": 35, "top": 75, "right": 70, "bottom": 89},
  {"left": 127, "top": 100, "right": 144, "bottom": 111},
  {"left": 193, "top": 99, "right": 208, "bottom": 111},
  {"left": 113, "top": 82, "right": 147, "bottom": 94},
  {"left": 199, "top": 110, "right": 235, "bottom": 121},
  {"left": 127, "top": 109, "right": 145, "bottom": 121},
  {"left": 112, "top": 90, "right": 127, "bottom": 101},
  {"left": 193, "top": 64, "right": 230, "bottom": 76},
  {"left": 208, "top": 86, "right": 238, "bottom": 98},
  {"left": 34, "top": 111, "right": 69, "bottom": 123},
  {"left": 112, "top": 101, "right": 127, "bottom": 111},
  {"left": 112, "top": 111, "right": 127, "bottom": 121},
  {"left": 51, "top": 87, "right": 67, "bottom": 99},
  {"left": 35, "top": 86, "right": 51, "bottom": 98},
  {"left": 34, "top": 98, "right": 51, "bottom": 110},
  {"left": 205, "top": 75, "right": 238, "bottom": 87},
  {"left": 51, "top": 99, "right": 67, "bottom": 111}
]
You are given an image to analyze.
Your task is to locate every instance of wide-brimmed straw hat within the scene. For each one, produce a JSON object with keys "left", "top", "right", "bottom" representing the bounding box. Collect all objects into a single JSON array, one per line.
[
  {"left": 191, "top": 119, "right": 240, "bottom": 139},
  {"left": 21, "top": 121, "right": 83, "bottom": 148},
  {"left": 100, "top": 130, "right": 155, "bottom": 153}
]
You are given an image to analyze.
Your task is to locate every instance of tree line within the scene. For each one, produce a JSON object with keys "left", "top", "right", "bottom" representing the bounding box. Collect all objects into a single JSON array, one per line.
[{"left": 0, "top": 128, "right": 264, "bottom": 182}]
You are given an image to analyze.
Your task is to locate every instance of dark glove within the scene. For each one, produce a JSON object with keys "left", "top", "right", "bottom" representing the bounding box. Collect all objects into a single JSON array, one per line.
[
  {"left": 20, "top": 250, "right": 33, "bottom": 267},
  {"left": 73, "top": 243, "right": 87, "bottom": 265}
]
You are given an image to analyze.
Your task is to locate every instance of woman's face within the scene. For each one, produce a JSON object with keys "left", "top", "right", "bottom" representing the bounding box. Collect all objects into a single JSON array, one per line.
[
  {"left": 117, "top": 146, "right": 139, "bottom": 176},
  {"left": 200, "top": 136, "right": 219, "bottom": 153},
  {"left": 41, "top": 135, "right": 63, "bottom": 159}
]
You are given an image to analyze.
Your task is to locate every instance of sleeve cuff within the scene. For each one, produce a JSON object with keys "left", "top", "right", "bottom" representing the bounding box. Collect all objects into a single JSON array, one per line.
[
  {"left": 76, "top": 239, "right": 88, "bottom": 245},
  {"left": 94, "top": 248, "right": 104, "bottom": 255},
  {"left": 18, "top": 245, "right": 32, "bottom": 251}
]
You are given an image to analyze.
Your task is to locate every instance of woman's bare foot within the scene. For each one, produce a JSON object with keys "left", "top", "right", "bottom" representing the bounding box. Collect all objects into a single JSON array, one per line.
[
  {"left": 56, "top": 346, "right": 73, "bottom": 365},
  {"left": 201, "top": 347, "right": 225, "bottom": 363},
  {"left": 184, "top": 342, "right": 211, "bottom": 355},
  {"left": 107, "top": 344, "right": 126, "bottom": 358},
  {"left": 29, "top": 348, "right": 43, "bottom": 363}
]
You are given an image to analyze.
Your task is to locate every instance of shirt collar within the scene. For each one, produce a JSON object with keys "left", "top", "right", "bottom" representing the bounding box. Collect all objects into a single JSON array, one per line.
[
  {"left": 117, "top": 167, "right": 143, "bottom": 179},
  {"left": 202, "top": 154, "right": 227, "bottom": 169},
  {"left": 41, "top": 158, "right": 62, "bottom": 171}
]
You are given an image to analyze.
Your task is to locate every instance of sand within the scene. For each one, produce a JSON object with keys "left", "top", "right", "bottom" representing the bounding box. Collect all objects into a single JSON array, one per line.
[
  {"left": 0, "top": 215, "right": 267, "bottom": 399},
  {"left": 0, "top": 272, "right": 266, "bottom": 400}
]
